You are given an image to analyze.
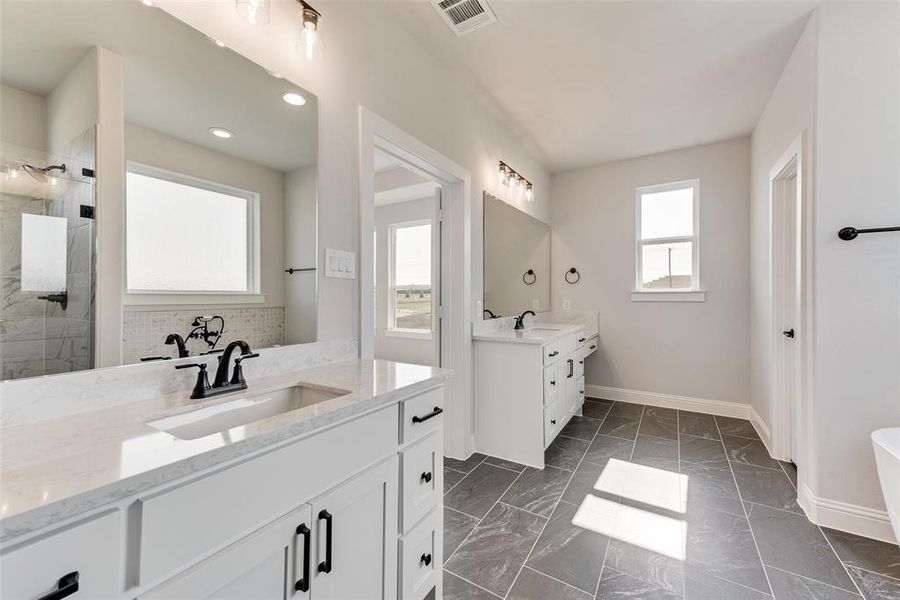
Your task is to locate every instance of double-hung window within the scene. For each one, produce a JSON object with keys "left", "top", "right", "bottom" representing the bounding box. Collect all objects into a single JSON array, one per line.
[
  {"left": 634, "top": 179, "right": 703, "bottom": 301},
  {"left": 125, "top": 163, "right": 260, "bottom": 300},
  {"left": 387, "top": 220, "right": 432, "bottom": 337}
]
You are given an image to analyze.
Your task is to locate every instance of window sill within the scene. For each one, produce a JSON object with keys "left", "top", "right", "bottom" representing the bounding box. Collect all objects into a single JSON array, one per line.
[
  {"left": 384, "top": 328, "right": 433, "bottom": 340},
  {"left": 631, "top": 290, "right": 706, "bottom": 302},
  {"left": 124, "top": 293, "right": 267, "bottom": 308}
]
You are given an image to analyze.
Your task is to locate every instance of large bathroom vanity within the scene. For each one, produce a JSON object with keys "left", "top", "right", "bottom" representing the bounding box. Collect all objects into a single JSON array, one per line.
[{"left": 0, "top": 356, "right": 447, "bottom": 600}]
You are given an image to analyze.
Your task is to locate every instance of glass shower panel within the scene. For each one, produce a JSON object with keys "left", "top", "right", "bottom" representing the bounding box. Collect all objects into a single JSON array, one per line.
[{"left": 0, "top": 138, "right": 96, "bottom": 380}]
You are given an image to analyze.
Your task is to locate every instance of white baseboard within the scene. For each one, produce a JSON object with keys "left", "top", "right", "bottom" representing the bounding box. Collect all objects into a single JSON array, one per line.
[
  {"left": 799, "top": 483, "right": 898, "bottom": 545},
  {"left": 748, "top": 404, "right": 776, "bottom": 457},
  {"left": 585, "top": 384, "right": 751, "bottom": 420}
]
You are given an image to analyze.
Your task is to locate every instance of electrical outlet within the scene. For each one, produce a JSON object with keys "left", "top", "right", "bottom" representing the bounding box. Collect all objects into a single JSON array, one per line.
[
  {"left": 533, "top": 299, "right": 540, "bottom": 309},
  {"left": 563, "top": 299, "right": 571, "bottom": 310}
]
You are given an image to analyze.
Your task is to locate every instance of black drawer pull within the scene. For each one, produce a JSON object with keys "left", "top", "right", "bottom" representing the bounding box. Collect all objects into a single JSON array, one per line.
[
  {"left": 590, "top": 345, "right": 597, "bottom": 350},
  {"left": 578, "top": 337, "right": 586, "bottom": 342},
  {"left": 318, "top": 510, "right": 333, "bottom": 574},
  {"left": 579, "top": 360, "right": 584, "bottom": 365},
  {"left": 38, "top": 572, "right": 79, "bottom": 600},
  {"left": 294, "top": 523, "right": 311, "bottom": 592},
  {"left": 551, "top": 419, "right": 556, "bottom": 425},
  {"left": 412, "top": 407, "right": 443, "bottom": 424},
  {"left": 548, "top": 351, "right": 559, "bottom": 357},
  {"left": 550, "top": 380, "right": 556, "bottom": 386},
  {"left": 421, "top": 471, "right": 433, "bottom": 483},
  {"left": 421, "top": 553, "right": 433, "bottom": 567}
]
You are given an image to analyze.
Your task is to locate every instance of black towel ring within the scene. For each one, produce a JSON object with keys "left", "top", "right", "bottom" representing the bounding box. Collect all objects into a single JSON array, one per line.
[
  {"left": 565, "top": 267, "right": 580, "bottom": 284},
  {"left": 522, "top": 269, "right": 536, "bottom": 285}
]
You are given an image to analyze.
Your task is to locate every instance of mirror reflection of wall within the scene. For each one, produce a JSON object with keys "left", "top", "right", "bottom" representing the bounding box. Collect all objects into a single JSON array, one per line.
[
  {"left": 483, "top": 192, "right": 550, "bottom": 318},
  {"left": 0, "top": 1, "right": 318, "bottom": 379}
]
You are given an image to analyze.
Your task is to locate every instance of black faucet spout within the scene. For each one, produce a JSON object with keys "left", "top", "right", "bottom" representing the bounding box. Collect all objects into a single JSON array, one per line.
[
  {"left": 514, "top": 310, "right": 536, "bottom": 330},
  {"left": 165, "top": 333, "right": 189, "bottom": 358},
  {"left": 213, "top": 340, "right": 252, "bottom": 388}
]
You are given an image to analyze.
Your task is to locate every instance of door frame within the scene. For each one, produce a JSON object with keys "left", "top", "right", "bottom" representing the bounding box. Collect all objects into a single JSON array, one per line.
[
  {"left": 358, "top": 107, "right": 473, "bottom": 459},
  {"left": 768, "top": 132, "right": 812, "bottom": 475}
]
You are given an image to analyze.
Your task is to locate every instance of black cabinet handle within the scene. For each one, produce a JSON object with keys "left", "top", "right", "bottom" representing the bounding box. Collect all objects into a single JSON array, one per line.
[
  {"left": 412, "top": 406, "right": 443, "bottom": 424},
  {"left": 579, "top": 360, "right": 584, "bottom": 365},
  {"left": 783, "top": 329, "right": 795, "bottom": 338},
  {"left": 590, "top": 345, "right": 597, "bottom": 350},
  {"left": 294, "top": 523, "right": 311, "bottom": 592},
  {"left": 551, "top": 419, "right": 556, "bottom": 425},
  {"left": 318, "top": 510, "right": 333, "bottom": 574},
  {"left": 421, "top": 471, "right": 433, "bottom": 483},
  {"left": 548, "top": 351, "right": 559, "bottom": 357},
  {"left": 420, "top": 553, "right": 433, "bottom": 567},
  {"left": 37, "top": 572, "right": 79, "bottom": 600},
  {"left": 568, "top": 359, "right": 574, "bottom": 378},
  {"left": 550, "top": 380, "right": 556, "bottom": 386},
  {"left": 578, "top": 337, "right": 586, "bottom": 342}
]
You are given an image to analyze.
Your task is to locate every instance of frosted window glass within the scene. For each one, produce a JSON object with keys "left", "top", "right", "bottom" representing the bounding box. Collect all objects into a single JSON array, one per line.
[
  {"left": 641, "top": 187, "right": 693, "bottom": 240},
  {"left": 641, "top": 241, "right": 693, "bottom": 289},
  {"left": 21, "top": 214, "right": 67, "bottom": 292},
  {"left": 393, "top": 224, "right": 431, "bottom": 286},
  {"left": 126, "top": 171, "right": 249, "bottom": 292}
]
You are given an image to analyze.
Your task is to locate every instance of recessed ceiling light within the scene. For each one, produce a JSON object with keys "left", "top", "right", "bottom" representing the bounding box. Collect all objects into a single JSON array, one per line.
[
  {"left": 209, "top": 127, "right": 234, "bottom": 139},
  {"left": 282, "top": 92, "right": 306, "bottom": 106},
  {"left": 266, "top": 69, "right": 283, "bottom": 79},
  {"left": 209, "top": 37, "right": 226, "bottom": 48}
]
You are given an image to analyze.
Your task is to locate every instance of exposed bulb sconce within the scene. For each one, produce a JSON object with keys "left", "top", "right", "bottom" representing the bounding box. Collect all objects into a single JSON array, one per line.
[
  {"left": 498, "top": 161, "right": 534, "bottom": 201},
  {"left": 296, "top": 0, "right": 322, "bottom": 61},
  {"left": 235, "top": 0, "right": 270, "bottom": 26}
]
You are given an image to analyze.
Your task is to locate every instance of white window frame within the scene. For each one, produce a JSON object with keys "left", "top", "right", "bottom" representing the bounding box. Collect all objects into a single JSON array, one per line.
[
  {"left": 124, "top": 161, "right": 263, "bottom": 305},
  {"left": 632, "top": 178, "right": 705, "bottom": 302},
  {"left": 386, "top": 218, "right": 433, "bottom": 339}
]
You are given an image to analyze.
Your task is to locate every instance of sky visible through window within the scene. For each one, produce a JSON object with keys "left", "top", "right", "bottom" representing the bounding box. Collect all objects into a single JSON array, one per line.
[{"left": 640, "top": 186, "right": 693, "bottom": 288}]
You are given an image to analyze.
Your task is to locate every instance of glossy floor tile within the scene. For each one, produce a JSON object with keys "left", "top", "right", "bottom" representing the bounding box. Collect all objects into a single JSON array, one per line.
[{"left": 442, "top": 405, "right": 893, "bottom": 599}]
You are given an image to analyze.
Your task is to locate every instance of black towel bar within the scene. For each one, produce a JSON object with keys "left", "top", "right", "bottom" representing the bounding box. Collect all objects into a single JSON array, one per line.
[
  {"left": 285, "top": 267, "right": 317, "bottom": 274},
  {"left": 838, "top": 226, "right": 900, "bottom": 241}
]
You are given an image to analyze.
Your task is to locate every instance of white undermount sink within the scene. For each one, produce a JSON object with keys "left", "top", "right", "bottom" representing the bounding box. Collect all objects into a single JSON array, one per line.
[{"left": 146, "top": 384, "right": 351, "bottom": 440}]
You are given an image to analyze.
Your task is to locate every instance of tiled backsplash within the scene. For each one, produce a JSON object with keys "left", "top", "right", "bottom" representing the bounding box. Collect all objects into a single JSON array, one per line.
[{"left": 122, "top": 307, "right": 285, "bottom": 364}]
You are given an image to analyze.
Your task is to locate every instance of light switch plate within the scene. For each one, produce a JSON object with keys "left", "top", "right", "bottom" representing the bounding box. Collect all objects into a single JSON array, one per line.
[{"left": 325, "top": 248, "right": 355, "bottom": 279}]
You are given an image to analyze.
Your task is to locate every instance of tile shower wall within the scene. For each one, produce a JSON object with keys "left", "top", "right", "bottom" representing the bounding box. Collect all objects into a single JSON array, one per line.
[{"left": 122, "top": 307, "right": 285, "bottom": 364}]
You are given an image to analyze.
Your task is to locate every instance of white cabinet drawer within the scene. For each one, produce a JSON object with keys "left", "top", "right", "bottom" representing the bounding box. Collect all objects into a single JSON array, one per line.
[
  {"left": 1, "top": 511, "right": 122, "bottom": 600},
  {"left": 584, "top": 336, "right": 599, "bottom": 358},
  {"left": 577, "top": 376, "right": 585, "bottom": 409},
  {"left": 576, "top": 351, "right": 585, "bottom": 378},
  {"left": 543, "top": 401, "right": 559, "bottom": 447},
  {"left": 558, "top": 333, "right": 577, "bottom": 356},
  {"left": 401, "top": 432, "right": 442, "bottom": 533},
  {"left": 542, "top": 341, "right": 561, "bottom": 365},
  {"left": 137, "top": 405, "right": 397, "bottom": 586},
  {"left": 400, "top": 509, "right": 439, "bottom": 600},
  {"left": 401, "top": 387, "right": 444, "bottom": 446},
  {"left": 543, "top": 365, "right": 558, "bottom": 406}
]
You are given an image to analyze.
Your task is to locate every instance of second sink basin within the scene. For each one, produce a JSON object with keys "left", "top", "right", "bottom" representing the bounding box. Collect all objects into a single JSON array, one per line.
[{"left": 147, "top": 384, "right": 351, "bottom": 440}]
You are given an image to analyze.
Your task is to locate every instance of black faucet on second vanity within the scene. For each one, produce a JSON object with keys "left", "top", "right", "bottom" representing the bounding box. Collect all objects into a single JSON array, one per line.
[
  {"left": 176, "top": 340, "right": 259, "bottom": 400},
  {"left": 514, "top": 310, "right": 536, "bottom": 330}
]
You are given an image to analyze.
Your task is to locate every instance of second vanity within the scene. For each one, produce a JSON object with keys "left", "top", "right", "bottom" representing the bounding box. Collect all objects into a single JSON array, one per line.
[
  {"left": 473, "top": 323, "right": 599, "bottom": 468},
  {"left": 0, "top": 358, "right": 448, "bottom": 600}
]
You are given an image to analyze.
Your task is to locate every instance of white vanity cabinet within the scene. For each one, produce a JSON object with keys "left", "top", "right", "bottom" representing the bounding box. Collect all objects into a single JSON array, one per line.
[
  {"left": 474, "top": 328, "right": 586, "bottom": 468},
  {"left": 0, "top": 383, "right": 444, "bottom": 600}
]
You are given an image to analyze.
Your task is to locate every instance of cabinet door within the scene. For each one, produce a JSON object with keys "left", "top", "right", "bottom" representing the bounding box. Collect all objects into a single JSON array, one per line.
[
  {"left": 311, "top": 457, "right": 399, "bottom": 600},
  {"left": 140, "top": 504, "right": 313, "bottom": 600}
]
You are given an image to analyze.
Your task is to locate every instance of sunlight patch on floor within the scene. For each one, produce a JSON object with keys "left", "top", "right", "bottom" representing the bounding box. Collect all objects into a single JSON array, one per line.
[{"left": 594, "top": 458, "right": 688, "bottom": 514}]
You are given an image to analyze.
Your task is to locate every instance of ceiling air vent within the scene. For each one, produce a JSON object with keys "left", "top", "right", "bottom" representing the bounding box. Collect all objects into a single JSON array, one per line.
[{"left": 431, "top": 0, "right": 497, "bottom": 37}]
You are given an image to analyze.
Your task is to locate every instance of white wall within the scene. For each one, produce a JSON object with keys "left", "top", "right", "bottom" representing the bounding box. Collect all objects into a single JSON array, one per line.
[
  {"left": 284, "top": 164, "right": 317, "bottom": 343},
  {"left": 124, "top": 122, "right": 287, "bottom": 308},
  {"left": 811, "top": 2, "right": 900, "bottom": 521},
  {"left": 157, "top": 1, "right": 551, "bottom": 343},
  {"left": 551, "top": 137, "right": 751, "bottom": 405},
  {"left": 749, "top": 12, "right": 817, "bottom": 429},
  {"left": 46, "top": 49, "right": 98, "bottom": 157},
  {"left": 0, "top": 84, "right": 46, "bottom": 151},
  {"left": 374, "top": 197, "right": 435, "bottom": 365}
]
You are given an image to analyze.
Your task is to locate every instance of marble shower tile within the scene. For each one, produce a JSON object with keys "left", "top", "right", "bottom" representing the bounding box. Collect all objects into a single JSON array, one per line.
[
  {"left": 678, "top": 411, "right": 720, "bottom": 440},
  {"left": 444, "top": 463, "right": 519, "bottom": 518},
  {"left": 545, "top": 435, "right": 589, "bottom": 471},
  {"left": 823, "top": 527, "right": 900, "bottom": 580},
  {"left": 507, "top": 567, "right": 591, "bottom": 600},
  {"left": 525, "top": 500, "right": 609, "bottom": 593},
  {"left": 500, "top": 465, "right": 571, "bottom": 517},
  {"left": 746, "top": 503, "right": 856, "bottom": 592},
  {"left": 766, "top": 566, "right": 861, "bottom": 599},
  {"left": 559, "top": 415, "right": 601, "bottom": 441},
  {"left": 722, "top": 435, "right": 782, "bottom": 470},
  {"left": 444, "top": 507, "right": 481, "bottom": 560},
  {"left": 731, "top": 461, "right": 802, "bottom": 513},
  {"left": 445, "top": 503, "right": 545, "bottom": 597}
]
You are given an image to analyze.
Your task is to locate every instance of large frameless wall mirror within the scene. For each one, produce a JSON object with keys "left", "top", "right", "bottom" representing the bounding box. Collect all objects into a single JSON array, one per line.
[
  {"left": 0, "top": 1, "right": 318, "bottom": 380},
  {"left": 482, "top": 192, "right": 550, "bottom": 319}
]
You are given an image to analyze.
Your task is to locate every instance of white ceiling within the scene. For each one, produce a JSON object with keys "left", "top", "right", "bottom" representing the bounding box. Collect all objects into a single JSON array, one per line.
[
  {"left": 0, "top": 1, "right": 317, "bottom": 172},
  {"left": 387, "top": 1, "right": 816, "bottom": 171}
]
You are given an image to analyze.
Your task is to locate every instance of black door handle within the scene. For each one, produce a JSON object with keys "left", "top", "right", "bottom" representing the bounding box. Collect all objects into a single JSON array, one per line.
[
  {"left": 318, "top": 510, "right": 333, "bottom": 574},
  {"left": 783, "top": 329, "right": 795, "bottom": 338},
  {"left": 548, "top": 351, "right": 559, "bottom": 357},
  {"left": 420, "top": 471, "right": 433, "bottom": 483},
  {"left": 412, "top": 407, "right": 443, "bottom": 423},
  {"left": 37, "top": 572, "right": 79, "bottom": 600},
  {"left": 420, "top": 553, "right": 432, "bottom": 567},
  {"left": 294, "top": 523, "right": 311, "bottom": 592}
]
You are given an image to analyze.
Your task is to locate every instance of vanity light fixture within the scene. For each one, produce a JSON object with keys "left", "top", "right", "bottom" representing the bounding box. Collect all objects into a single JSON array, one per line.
[
  {"left": 498, "top": 161, "right": 534, "bottom": 201},
  {"left": 282, "top": 92, "right": 307, "bottom": 106},
  {"left": 235, "top": 0, "right": 270, "bottom": 26},
  {"left": 296, "top": 0, "right": 322, "bottom": 61},
  {"left": 209, "top": 127, "right": 235, "bottom": 139}
]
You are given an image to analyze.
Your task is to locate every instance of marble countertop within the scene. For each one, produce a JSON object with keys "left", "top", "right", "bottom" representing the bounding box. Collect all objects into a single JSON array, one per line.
[
  {"left": 472, "top": 323, "right": 590, "bottom": 345},
  {"left": 0, "top": 359, "right": 449, "bottom": 542}
]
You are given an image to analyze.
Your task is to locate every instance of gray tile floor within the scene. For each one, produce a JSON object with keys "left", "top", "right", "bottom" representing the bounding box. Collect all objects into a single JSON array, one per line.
[{"left": 441, "top": 399, "right": 900, "bottom": 599}]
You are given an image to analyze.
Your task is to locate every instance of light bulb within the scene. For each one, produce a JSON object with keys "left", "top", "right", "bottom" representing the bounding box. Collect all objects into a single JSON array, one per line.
[
  {"left": 282, "top": 92, "right": 306, "bottom": 106},
  {"left": 8, "top": 167, "right": 20, "bottom": 180},
  {"left": 209, "top": 127, "right": 235, "bottom": 139},
  {"left": 525, "top": 183, "right": 534, "bottom": 202},
  {"left": 49, "top": 177, "right": 58, "bottom": 187},
  {"left": 141, "top": 0, "right": 153, "bottom": 5},
  {"left": 297, "top": 6, "right": 321, "bottom": 61},
  {"left": 235, "top": 0, "right": 270, "bottom": 26},
  {"left": 498, "top": 165, "right": 509, "bottom": 186}
]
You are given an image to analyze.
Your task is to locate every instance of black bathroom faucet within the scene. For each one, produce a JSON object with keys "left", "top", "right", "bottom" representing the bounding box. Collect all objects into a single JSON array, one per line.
[
  {"left": 514, "top": 310, "right": 536, "bottom": 330},
  {"left": 175, "top": 340, "right": 259, "bottom": 400}
]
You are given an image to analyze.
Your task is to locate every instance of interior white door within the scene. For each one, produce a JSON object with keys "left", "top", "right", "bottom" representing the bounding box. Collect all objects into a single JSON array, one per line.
[
  {"left": 781, "top": 174, "right": 800, "bottom": 463},
  {"left": 311, "top": 457, "right": 399, "bottom": 600}
]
